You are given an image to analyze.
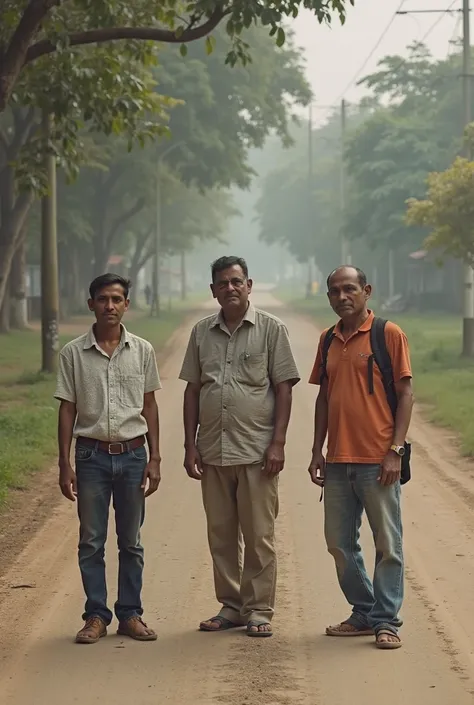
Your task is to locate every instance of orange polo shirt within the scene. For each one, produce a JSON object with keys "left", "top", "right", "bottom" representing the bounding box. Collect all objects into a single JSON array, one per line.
[{"left": 309, "top": 311, "right": 412, "bottom": 464}]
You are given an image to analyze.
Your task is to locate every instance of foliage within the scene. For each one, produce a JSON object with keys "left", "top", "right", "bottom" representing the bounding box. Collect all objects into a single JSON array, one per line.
[
  {"left": 406, "top": 156, "right": 474, "bottom": 264},
  {"left": 0, "top": 1, "right": 353, "bottom": 110}
]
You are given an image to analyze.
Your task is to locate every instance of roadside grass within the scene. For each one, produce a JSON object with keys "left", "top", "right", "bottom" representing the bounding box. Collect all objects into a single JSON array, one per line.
[
  {"left": 286, "top": 295, "right": 474, "bottom": 456},
  {"left": 0, "top": 301, "right": 203, "bottom": 508}
]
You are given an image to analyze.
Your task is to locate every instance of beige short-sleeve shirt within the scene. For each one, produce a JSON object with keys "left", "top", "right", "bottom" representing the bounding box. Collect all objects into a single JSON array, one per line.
[
  {"left": 179, "top": 303, "right": 300, "bottom": 466},
  {"left": 54, "top": 325, "right": 161, "bottom": 442}
]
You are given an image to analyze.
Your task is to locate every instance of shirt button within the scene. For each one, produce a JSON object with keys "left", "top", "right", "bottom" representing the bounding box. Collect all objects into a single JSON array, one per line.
[{"left": 343, "top": 348, "right": 347, "bottom": 352}]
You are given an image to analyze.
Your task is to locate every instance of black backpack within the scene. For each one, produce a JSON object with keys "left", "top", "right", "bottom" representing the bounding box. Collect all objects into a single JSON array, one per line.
[{"left": 321, "top": 316, "right": 411, "bottom": 485}]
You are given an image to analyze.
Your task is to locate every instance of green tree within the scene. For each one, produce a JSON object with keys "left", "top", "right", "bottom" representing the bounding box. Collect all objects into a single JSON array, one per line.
[
  {"left": 405, "top": 156, "right": 474, "bottom": 263},
  {"left": 0, "top": 1, "right": 352, "bottom": 111},
  {"left": 0, "top": 43, "right": 170, "bottom": 325}
]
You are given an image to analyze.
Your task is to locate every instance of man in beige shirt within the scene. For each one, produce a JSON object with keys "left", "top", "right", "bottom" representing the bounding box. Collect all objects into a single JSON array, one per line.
[
  {"left": 55, "top": 273, "right": 161, "bottom": 644},
  {"left": 179, "top": 256, "right": 300, "bottom": 637}
]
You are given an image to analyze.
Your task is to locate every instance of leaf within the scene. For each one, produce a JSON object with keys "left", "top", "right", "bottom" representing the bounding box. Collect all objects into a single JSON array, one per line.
[
  {"left": 179, "top": 43, "right": 188, "bottom": 57},
  {"left": 276, "top": 27, "right": 286, "bottom": 48},
  {"left": 205, "top": 36, "right": 213, "bottom": 56}
]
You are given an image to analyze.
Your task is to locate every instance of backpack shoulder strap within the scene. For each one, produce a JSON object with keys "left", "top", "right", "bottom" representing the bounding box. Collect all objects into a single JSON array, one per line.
[
  {"left": 370, "top": 317, "right": 398, "bottom": 419},
  {"left": 320, "top": 325, "right": 336, "bottom": 383}
]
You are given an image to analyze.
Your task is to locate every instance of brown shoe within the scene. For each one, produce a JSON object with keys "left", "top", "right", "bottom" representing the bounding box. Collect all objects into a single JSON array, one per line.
[
  {"left": 75, "top": 616, "right": 107, "bottom": 644},
  {"left": 117, "top": 616, "right": 157, "bottom": 641}
]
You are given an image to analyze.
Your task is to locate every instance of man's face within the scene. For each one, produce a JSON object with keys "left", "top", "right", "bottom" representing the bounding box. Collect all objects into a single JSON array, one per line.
[
  {"left": 210, "top": 265, "right": 252, "bottom": 313},
  {"left": 327, "top": 268, "right": 371, "bottom": 320},
  {"left": 88, "top": 284, "right": 129, "bottom": 325}
]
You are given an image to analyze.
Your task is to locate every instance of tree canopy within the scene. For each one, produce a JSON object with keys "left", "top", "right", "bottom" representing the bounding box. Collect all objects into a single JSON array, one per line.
[{"left": 0, "top": 0, "right": 352, "bottom": 112}]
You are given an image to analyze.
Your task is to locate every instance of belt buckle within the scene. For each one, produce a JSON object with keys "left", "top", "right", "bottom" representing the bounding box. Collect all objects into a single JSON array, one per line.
[{"left": 108, "top": 442, "right": 124, "bottom": 455}]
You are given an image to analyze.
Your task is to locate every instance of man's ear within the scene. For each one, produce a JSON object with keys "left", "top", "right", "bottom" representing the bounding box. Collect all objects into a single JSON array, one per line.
[{"left": 210, "top": 283, "right": 217, "bottom": 299}]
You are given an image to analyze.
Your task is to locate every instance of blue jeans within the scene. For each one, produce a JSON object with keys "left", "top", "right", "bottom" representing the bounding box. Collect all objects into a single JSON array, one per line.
[
  {"left": 75, "top": 441, "right": 147, "bottom": 625},
  {"left": 324, "top": 463, "right": 404, "bottom": 634}
]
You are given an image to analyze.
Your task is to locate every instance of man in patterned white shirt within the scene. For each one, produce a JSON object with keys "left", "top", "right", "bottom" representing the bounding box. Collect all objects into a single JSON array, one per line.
[{"left": 55, "top": 273, "right": 161, "bottom": 645}]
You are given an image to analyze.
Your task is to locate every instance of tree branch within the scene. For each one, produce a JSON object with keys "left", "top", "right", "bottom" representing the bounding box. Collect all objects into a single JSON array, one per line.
[
  {"left": 106, "top": 196, "right": 146, "bottom": 249},
  {"left": 0, "top": 1, "right": 61, "bottom": 110},
  {"left": 24, "top": 7, "right": 228, "bottom": 65}
]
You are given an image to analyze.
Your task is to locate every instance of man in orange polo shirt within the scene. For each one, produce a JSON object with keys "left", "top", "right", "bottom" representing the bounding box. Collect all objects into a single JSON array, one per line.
[{"left": 308, "top": 265, "right": 413, "bottom": 650}]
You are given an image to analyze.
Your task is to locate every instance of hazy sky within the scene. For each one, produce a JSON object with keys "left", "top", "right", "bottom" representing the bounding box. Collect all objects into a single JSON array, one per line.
[{"left": 291, "top": 0, "right": 462, "bottom": 122}]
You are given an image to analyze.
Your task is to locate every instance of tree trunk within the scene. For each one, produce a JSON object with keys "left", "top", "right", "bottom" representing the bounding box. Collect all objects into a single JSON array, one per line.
[
  {"left": 0, "top": 270, "right": 10, "bottom": 333},
  {"left": 0, "top": 173, "right": 34, "bottom": 313},
  {"left": 10, "top": 236, "right": 28, "bottom": 329}
]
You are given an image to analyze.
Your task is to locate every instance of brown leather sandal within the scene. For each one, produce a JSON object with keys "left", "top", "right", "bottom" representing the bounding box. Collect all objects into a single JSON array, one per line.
[
  {"left": 117, "top": 616, "right": 157, "bottom": 641},
  {"left": 75, "top": 616, "right": 107, "bottom": 644}
]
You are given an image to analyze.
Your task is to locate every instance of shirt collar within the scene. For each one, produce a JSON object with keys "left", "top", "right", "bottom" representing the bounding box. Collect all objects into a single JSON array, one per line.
[
  {"left": 83, "top": 323, "right": 130, "bottom": 350},
  {"left": 211, "top": 302, "right": 256, "bottom": 329},
  {"left": 334, "top": 309, "right": 374, "bottom": 338}
]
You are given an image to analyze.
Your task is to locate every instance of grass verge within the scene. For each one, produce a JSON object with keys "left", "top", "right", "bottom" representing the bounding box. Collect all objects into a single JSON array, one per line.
[
  {"left": 0, "top": 303, "right": 202, "bottom": 508},
  {"left": 287, "top": 295, "right": 474, "bottom": 456}
]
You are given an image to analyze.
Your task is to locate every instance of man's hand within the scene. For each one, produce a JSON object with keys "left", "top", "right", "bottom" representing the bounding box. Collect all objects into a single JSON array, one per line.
[
  {"left": 263, "top": 441, "right": 285, "bottom": 476},
  {"left": 141, "top": 457, "right": 161, "bottom": 497},
  {"left": 378, "top": 451, "right": 401, "bottom": 486},
  {"left": 308, "top": 452, "right": 325, "bottom": 487},
  {"left": 184, "top": 445, "right": 203, "bottom": 480},
  {"left": 59, "top": 460, "right": 77, "bottom": 501}
]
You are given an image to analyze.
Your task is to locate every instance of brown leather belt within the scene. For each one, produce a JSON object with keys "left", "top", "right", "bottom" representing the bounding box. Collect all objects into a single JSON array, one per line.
[{"left": 76, "top": 435, "right": 146, "bottom": 456}]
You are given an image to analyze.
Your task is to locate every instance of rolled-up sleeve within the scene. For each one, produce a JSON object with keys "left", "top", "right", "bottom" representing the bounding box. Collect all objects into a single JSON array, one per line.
[
  {"left": 144, "top": 346, "right": 162, "bottom": 392},
  {"left": 179, "top": 328, "right": 201, "bottom": 384},
  {"left": 54, "top": 348, "right": 76, "bottom": 402},
  {"left": 268, "top": 323, "right": 300, "bottom": 386}
]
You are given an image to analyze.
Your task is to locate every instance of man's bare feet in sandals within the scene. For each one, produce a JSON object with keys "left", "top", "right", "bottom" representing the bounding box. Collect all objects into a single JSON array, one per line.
[
  {"left": 247, "top": 620, "right": 273, "bottom": 637},
  {"left": 199, "top": 616, "right": 241, "bottom": 632},
  {"left": 326, "top": 620, "right": 374, "bottom": 637},
  {"left": 375, "top": 630, "right": 402, "bottom": 650}
]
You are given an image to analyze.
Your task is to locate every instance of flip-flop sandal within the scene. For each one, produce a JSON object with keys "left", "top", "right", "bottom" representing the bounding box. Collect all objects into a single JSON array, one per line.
[
  {"left": 247, "top": 620, "right": 273, "bottom": 638},
  {"left": 326, "top": 620, "right": 374, "bottom": 637},
  {"left": 199, "top": 616, "right": 240, "bottom": 632},
  {"left": 375, "top": 629, "right": 402, "bottom": 650}
]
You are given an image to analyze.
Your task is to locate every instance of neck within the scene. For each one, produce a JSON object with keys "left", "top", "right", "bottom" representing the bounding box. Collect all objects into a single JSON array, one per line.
[
  {"left": 340, "top": 308, "right": 369, "bottom": 334},
  {"left": 223, "top": 302, "right": 249, "bottom": 325},
  {"left": 94, "top": 322, "right": 122, "bottom": 343}
]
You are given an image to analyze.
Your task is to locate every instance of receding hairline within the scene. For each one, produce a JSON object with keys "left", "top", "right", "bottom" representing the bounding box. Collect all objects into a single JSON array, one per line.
[{"left": 327, "top": 266, "right": 367, "bottom": 289}]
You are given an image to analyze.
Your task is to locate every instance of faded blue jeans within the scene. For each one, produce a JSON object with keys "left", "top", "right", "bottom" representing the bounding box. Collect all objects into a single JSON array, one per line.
[
  {"left": 75, "top": 441, "right": 147, "bottom": 625},
  {"left": 324, "top": 463, "right": 404, "bottom": 634}
]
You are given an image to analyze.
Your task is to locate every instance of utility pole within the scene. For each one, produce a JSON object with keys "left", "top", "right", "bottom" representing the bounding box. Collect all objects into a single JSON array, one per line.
[
  {"left": 462, "top": 0, "right": 474, "bottom": 355},
  {"left": 150, "top": 140, "right": 184, "bottom": 318},
  {"left": 340, "top": 99, "right": 351, "bottom": 264},
  {"left": 307, "top": 104, "right": 314, "bottom": 298},
  {"left": 41, "top": 111, "right": 59, "bottom": 373},
  {"left": 151, "top": 156, "right": 161, "bottom": 318},
  {"left": 180, "top": 250, "right": 187, "bottom": 301}
]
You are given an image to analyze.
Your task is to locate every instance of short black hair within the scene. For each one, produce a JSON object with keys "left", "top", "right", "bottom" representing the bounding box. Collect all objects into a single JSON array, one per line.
[
  {"left": 89, "top": 273, "right": 131, "bottom": 300},
  {"left": 327, "top": 265, "right": 367, "bottom": 290},
  {"left": 211, "top": 256, "right": 249, "bottom": 282}
]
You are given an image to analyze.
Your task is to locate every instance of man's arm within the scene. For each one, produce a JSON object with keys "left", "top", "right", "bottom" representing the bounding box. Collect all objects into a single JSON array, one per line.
[
  {"left": 308, "top": 380, "right": 328, "bottom": 486},
  {"left": 141, "top": 391, "right": 161, "bottom": 497},
  {"left": 264, "top": 380, "right": 293, "bottom": 475},
  {"left": 58, "top": 400, "right": 77, "bottom": 501},
  {"left": 392, "top": 378, "right": 414, "bottom": 447},
  {"left": 183, "top": 382, "right": 203, "bottom": 480}
]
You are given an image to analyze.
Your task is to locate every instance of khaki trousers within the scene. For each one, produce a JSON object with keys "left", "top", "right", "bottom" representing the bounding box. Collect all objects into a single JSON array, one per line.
[{"left": 201, "top": 464, "right": 279, "bottom": 624}]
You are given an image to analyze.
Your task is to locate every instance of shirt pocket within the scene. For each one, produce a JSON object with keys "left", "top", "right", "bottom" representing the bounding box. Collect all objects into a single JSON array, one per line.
[
  {"left": 120, "top": 374, "right": 145, "bottom": 408},
  {"left": 236, "top": 352, "right": 267, "bottom": 387}
]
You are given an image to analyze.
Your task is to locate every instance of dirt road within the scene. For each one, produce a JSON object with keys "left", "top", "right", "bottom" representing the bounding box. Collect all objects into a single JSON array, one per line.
[{"left": 1, "top": 293, "right": 474, "bottom": 704}]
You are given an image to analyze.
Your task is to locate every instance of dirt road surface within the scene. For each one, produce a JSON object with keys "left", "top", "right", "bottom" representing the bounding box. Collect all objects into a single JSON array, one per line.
[{"left": 1, "top": 293, "right": 474, "bottom": 705}]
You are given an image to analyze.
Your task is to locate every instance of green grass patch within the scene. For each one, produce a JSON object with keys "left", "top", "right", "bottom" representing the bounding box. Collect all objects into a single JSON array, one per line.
[
  {"left": 0, "top": 305, "right": 200, "bottom": 509},
  {"left": 286, "top": 296, "right": 474, "bottom": 456}
]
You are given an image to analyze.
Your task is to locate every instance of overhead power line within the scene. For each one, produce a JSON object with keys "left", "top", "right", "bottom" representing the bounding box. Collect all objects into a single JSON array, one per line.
[{"left": 334, "top": 0, "right": 407, "bottom": 104}]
